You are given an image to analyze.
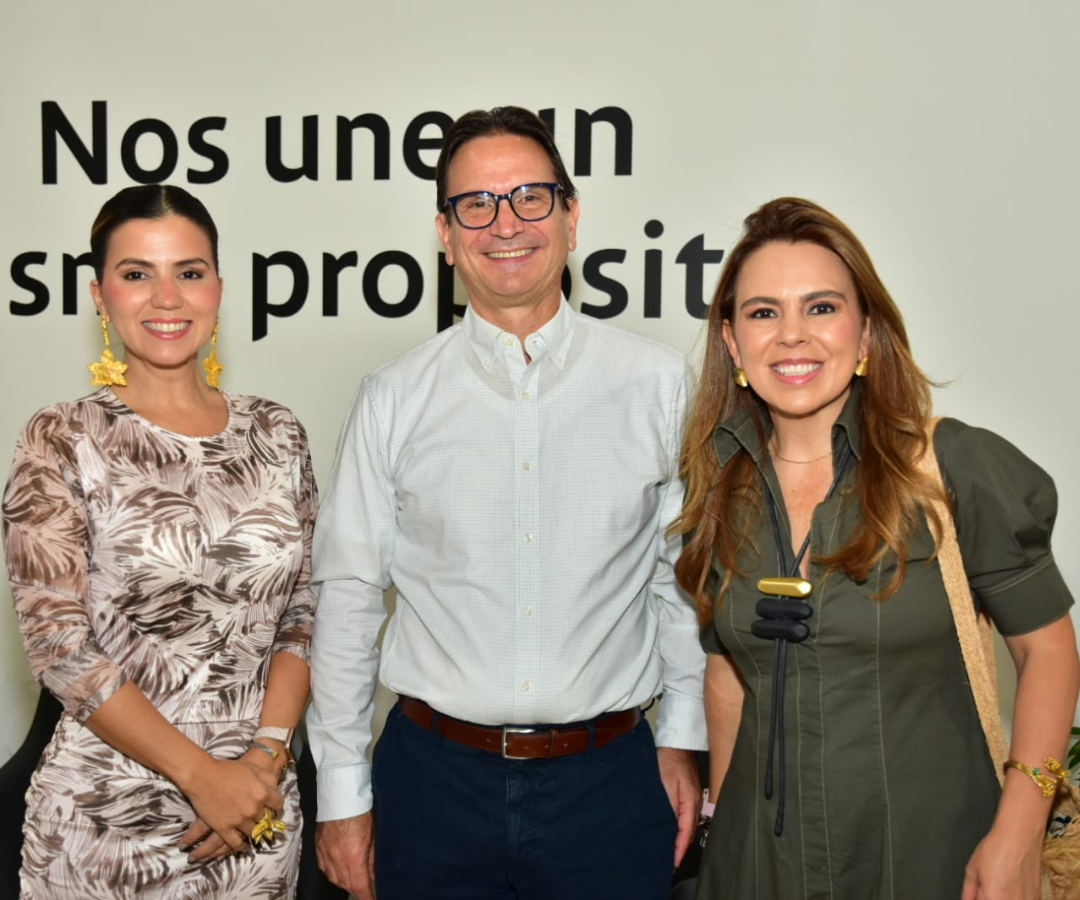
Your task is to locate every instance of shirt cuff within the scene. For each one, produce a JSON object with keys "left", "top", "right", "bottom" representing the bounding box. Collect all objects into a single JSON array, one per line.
[
  {"left": 269, "top": 641, "right": 312, "bottom": 666},
  {"left": 315, "top": 762, "right": 374, "bottom": 821},
  {"left": 977, "top": 554, "right": 1075, "bottom": 637},
  {"left": 653, "top": 690, "right": 708, "bottom": 751}
]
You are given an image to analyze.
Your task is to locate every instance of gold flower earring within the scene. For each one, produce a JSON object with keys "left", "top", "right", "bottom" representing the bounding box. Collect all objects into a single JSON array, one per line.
[
  {"left": 203, "top": 320, "right": 223, "bottom": 389},
  {"left": 733, "top": 367, "right": 749, "bottom": 388},
  {"left": 88, "top": 316, "right": 128, "bottom": 386}
]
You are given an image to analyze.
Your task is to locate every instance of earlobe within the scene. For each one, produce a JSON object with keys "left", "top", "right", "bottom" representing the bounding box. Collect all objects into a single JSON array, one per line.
[
  {"left": 435, "top": 213, "right": 454, "bottom": 265},
  {"left": 721, "top": 320, "right": 741, "bottom": 368},
  {"left": 90, "top": 280, "right": 105, "bottom": 317},
  {"left": 565, "top": 198, "right": 580, "bottom": 252}
]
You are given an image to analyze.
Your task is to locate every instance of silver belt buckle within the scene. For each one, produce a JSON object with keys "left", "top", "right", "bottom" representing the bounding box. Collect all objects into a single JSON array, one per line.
[{"left": 501, "top": 726, "right": 537, "bottom": 759}]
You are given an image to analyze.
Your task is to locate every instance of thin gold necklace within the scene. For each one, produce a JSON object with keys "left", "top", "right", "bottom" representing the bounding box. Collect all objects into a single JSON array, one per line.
[{"left": 769, "top": 439, "right": 832, "bottom": 465}]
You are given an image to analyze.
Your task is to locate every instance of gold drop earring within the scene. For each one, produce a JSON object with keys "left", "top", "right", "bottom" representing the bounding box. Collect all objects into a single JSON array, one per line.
[
  {"left": 854, "top": 356, "right": 869, "bottom": 377},
  {"left": 87, "top": 316, "right": 128, "bottom": 386},
  {"left": 733, "top": 367, "right": 749, "bottom": 388},
  {"left": 203, "top": 320, "right": 223, "bottom": 389}
]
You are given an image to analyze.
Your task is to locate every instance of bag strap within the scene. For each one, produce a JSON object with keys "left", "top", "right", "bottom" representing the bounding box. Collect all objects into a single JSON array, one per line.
[{"left": 917, "top": 418, "right": 1010, "bottom": 785}]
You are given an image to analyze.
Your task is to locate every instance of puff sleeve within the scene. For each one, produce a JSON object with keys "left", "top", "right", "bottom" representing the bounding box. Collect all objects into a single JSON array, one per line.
[{"left": 935, "top": 417, "right": 1073, "bottom": 636}]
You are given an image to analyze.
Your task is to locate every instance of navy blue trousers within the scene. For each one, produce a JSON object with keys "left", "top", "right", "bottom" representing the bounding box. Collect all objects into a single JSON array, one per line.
[{"left": 372, "top": 702, "right": 677, "bottom": 899}]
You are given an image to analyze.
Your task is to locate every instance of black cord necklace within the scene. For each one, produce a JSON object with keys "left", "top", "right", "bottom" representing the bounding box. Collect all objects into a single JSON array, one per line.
[{"left": 754, "top": 444, "right": 853, "bottom": 837}]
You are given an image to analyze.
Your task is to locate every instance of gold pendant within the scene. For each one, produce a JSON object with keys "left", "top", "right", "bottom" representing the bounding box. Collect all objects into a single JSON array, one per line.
[{"left": 757, "top": 577, "right": 812, "bottom": 598}]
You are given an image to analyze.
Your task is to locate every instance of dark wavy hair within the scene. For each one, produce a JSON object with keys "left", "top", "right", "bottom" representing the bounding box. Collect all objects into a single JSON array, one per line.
[
  {"left": 90, "top": 184, "right": 219, "bottom": 279},
  {"left": 672, "top": 197, "right": 945, "bottom": 622}
]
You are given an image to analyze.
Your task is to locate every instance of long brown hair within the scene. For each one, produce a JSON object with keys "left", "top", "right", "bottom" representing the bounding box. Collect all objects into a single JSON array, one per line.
[{"left": 673, "top": 197, "right": 944, "bottom": 622}]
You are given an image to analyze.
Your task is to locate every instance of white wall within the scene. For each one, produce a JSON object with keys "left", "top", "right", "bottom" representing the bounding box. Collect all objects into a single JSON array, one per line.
[{"left": 1, "top": 0, "right": 1077, "bottom": 759}]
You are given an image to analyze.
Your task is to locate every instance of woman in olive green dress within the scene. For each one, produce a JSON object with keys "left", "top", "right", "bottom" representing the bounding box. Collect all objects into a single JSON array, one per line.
[{"left": 674, "top": 197, "right": 1078, "bottom": 899}]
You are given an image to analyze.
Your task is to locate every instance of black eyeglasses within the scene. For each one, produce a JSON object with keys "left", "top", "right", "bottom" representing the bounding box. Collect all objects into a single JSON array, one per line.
[{"left": 445, "top": 182, "right": 563, "bottom": 229}]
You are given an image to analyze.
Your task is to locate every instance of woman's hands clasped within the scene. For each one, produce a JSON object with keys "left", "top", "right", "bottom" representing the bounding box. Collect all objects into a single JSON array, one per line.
[{"left": 180, "top": 748, "right": 285, "bottom": 863}]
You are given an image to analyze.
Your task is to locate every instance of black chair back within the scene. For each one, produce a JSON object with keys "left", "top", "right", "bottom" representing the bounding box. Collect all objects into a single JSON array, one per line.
[{"left": 0, "top": 688, "right": 63, "bottom": 895}]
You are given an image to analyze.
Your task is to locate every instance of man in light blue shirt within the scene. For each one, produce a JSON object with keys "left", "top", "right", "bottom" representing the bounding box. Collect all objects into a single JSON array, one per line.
[{"left": 307, "top": 106, "right": 707, "bottom": 900}]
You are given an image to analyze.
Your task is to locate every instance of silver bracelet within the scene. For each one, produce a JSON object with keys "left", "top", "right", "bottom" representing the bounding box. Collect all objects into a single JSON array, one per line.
[{"left": 250, "top": 740, "right": 280, "bottom": 760}]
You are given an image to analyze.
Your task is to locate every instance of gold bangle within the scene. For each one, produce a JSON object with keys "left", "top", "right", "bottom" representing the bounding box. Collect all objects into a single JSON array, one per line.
[{"left": 1004, "top": 758, "right": 1067, "bottom": 798}]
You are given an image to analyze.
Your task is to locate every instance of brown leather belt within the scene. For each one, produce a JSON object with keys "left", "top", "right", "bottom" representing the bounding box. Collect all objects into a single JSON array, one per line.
[{"left": 398, "top": 696, "right": 641, "bottom": 759}]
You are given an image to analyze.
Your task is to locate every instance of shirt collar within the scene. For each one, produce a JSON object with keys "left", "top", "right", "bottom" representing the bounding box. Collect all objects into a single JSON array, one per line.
[
  {"left": 463, "top": 297, "right": 576, "bottom": 373},
  {"left": 712, "top": 380, "right": 864, "bottom": 468}
]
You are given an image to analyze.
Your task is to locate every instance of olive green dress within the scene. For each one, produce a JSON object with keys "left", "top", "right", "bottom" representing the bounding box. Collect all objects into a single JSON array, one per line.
[{"left": 698, "top": 391, "right": 1074, "bottom": 900}]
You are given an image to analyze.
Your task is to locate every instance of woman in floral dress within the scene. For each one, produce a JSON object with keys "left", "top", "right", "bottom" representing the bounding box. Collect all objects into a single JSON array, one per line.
[{"left": 2, "top": 184, "right": 317, "bottom": 898}]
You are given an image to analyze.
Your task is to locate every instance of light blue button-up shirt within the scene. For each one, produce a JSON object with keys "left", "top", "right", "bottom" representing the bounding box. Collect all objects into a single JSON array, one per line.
[{"left": 307, "top": 299, "right": 707, "bottom": 820}]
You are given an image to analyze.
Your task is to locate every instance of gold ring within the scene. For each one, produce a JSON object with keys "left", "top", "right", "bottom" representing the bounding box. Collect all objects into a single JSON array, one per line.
[{"left": 250, "top": 807, "right": 287, "bottom": 846}]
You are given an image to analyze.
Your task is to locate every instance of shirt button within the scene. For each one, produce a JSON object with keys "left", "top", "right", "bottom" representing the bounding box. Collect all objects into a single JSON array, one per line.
[
  {"left": 521, "top": 391, "right": 531, "bottom": 401},
  {"left": 505, "top": 338, "right": 515, "bottom": 347},
  {"left": 524, "top": 606, "right": 533, "bottom": 616},
  {"left": 522, "top": 681, "right": 531, "bottom": 692},
  {"left": 554, "top": 356, "right": 564, "bottom": 364},
  {"left": 522, "top": 462, "right": 531, "bottom": 471},
  {"left": 524, "top": 532, "right": 533, "bottom": 543}
]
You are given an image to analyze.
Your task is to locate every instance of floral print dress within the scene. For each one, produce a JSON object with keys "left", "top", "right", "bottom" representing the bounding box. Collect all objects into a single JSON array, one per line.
[{"left": 2, "top": 388, "right": 318, "bottom": 899}]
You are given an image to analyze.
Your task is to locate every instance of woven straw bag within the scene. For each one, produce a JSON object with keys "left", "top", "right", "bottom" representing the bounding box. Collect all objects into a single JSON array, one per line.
[{"left": 919, "top": 421, "right": 1080, "bottom": 899}]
